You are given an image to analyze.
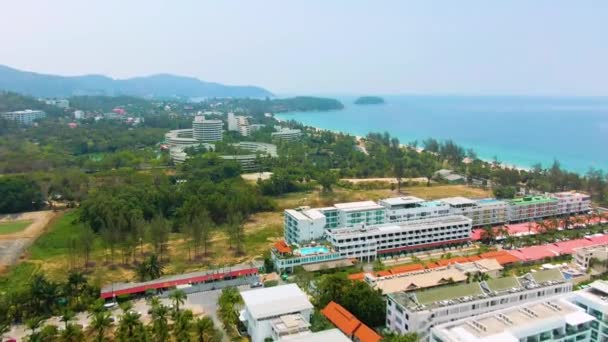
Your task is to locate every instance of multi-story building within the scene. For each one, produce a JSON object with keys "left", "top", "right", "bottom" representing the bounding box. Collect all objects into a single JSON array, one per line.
[
  {"left": 165, "top": 129, "right": 199, "bottom": 147},
  {"left": 271, "top": 127, "right": 302, "bottom": 141},
  {"left": 575, "top": 244, "right": 608, "bottom": 270},
  {"left": 326, "top": 215, "right": 472, "bottom": 261},
  {"left": 554, "top": 191, "right": 592, "bottom": 216},
  {"left": 570, "top": 280, "right": 608, "bottom": 342},
  {"left": 380, "top": 197, "right": 451, "bottom": 223},
  {"left": 284, "top": 201, "right": 385, "bottom": 244},
  {"left": 227, "top": 112, "right": 238, "bottom": 131},
  {"left": 239, "top": 284, "right": 314, "bottom": 342},
  {"left": 442, "top": 197, "right": 508, "bottom": 227},
  {"left": 507, "top": 195, "right": 559, "bottom": 223},
  {"left": 1, "top": 109, "right": 46, "bottom": 124},
  {"left": 386, "top": 269, "right": 572, "bottom": 340},
  {"left": 227, "top": 112, "right": 251, "bottom": 136},
  {"left": 192, "top": 116, "right": 223, "bottom": 142},
  {"left": 430, "top": 296, "right": 594, "bottom": 342}
]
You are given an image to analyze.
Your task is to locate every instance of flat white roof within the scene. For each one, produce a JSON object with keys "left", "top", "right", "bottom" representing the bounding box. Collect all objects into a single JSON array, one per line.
[
  {"left": 334, "top": 200, "right": 384, "bottom": 211},
  {"left": 328, "top": 215, "right": 471, "bottom": 237},
  {"left": 303, "top": 209, "right": 325, "bottom": 220},
  {"left": 240, "top": 284, "right": 313, "bottom": 320},
  {"left": 282, "top": 329, "right": 351, "bottom": 342},
  {"left": 441, "top": 197, "right": 475, "bottom": 206},
  {"left": 380, "top": 196, "right": 425, "bottom": 206}
]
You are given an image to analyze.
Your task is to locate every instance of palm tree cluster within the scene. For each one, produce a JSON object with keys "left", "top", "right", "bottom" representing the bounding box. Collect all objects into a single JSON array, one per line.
[
  {"left": 136, "top": 254, "right": 165, "bottom": 282},
  {"left": 18, "top": 289, "right": 222, "bottom": 342},
  {"left": 217, "top": 287, "right": 243, "bottom": 338}
]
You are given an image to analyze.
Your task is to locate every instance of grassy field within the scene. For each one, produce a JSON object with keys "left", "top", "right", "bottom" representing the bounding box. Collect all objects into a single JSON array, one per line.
[
  {"left": 0, "top": 220, "right": 33, "bottom": 234},
  {"left": 0, "top": 184, "right": 490, "bottom": 289}
]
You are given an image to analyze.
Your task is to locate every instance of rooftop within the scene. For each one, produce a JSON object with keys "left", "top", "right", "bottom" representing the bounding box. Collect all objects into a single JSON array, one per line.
[
  {"left": 432, "top": 297, "right": 593, "bottom": 342},
  {"left": 508, "top": 195, "right": 558, "bottom": 205},
  {"left": 441, "top": 197, "right": 475, "bottom": 206},
  {"left": 328, "top": 215, "right": 471, "bottom": 237},
  {"left": 380, "top": 196, "right": 425, "bottom": 206},
  {"left": 333, "top": 201, "right": 384, "bottom": 212},
  {"left": 281, "top": 329, "right": 351, "bottom": 342},
  {"left": 530, "top": 268, "right": 565, "bottom": 284},
  {"left": 241, "top": 284, "right": 313, "bottom": 320},
  {"left": 416, "top": 282, "right": 484, "bottom": 306},
  {"left": 485, "top": 276, "right": 521, "bottom": 293},
  {"left": 321, "top": 302, "right": 381, "bottom": 342}
]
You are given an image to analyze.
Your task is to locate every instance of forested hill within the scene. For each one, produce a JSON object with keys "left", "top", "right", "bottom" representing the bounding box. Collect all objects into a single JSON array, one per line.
[
  {"left": 220, "top": 96, "right": 344, "bottom": 114},
  {"left": 0, "top": 64, "right": 273, "bottom": 98},
  {"left": 0, "top": 91, "right": 63, "bottom": 115}
]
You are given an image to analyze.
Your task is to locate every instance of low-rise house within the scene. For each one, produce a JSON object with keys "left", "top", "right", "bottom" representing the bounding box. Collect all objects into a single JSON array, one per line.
[{"left": 239, "top": 284, "right": 314, "bottom": 342}]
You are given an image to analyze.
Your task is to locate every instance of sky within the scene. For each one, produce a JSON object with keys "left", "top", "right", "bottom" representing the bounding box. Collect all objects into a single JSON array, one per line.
[{"left": 1, "top": 0, "right": 607, "bottom": 96}]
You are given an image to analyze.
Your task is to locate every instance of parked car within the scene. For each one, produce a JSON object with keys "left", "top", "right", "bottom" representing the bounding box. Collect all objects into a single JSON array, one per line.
[{"left": 250, "top": 282, "right": 263, "bottom": 288}]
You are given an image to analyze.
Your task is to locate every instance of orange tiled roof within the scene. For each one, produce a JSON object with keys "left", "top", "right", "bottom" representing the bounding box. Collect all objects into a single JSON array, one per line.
[
  {"left": 347, "top": 272, "right": 366, "bottom": 281},
  {"left": 354, "top": 323, "right": 382, "bottom": 342},
  {"left": 389, "top": 263, "right": 425, "bottom": 275},
  {"left": 436, "top": 256, "right": 470, "bottom": 266},
  {"left": 321, "top": 301, "right": 360, "bottom": 336},
  {"left": 274, "top": 240, "right": 292, "bottom": 254},
  {"left": 480, "top": 250, "right": 521, "bottom": 265},
  {"left": 322, "top": 301, "right": 381, "bottom": 342},
  {"left": 374, "top": 270, "right": 392, "bottom": 277}
]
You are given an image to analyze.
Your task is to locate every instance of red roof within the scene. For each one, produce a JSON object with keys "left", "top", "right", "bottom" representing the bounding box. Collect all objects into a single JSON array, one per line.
[
  {"left": 389, "top": 263, "right": 425, "bottom": 275},
  {"left": 507, "top": 246, "right": 559, "bottom": 262},
  {"left": 321, "top": 301, "right": 361, "bottom": 336},
  {"left": 321, "top": 301, "right": 381, "bottom": 342},
  {"left": 436, "top": 256, "right": 471, "bottom": 266},
  {"left": 348, "top": 273, "right": 366, "bottom": 281},
  {"left": 552, "top": 239, "right": 595, "bottom": 254},
  {"left": 100, "top": 268, "right": 258, "bottom": 299},
  {"left": 353, "top": 323, "right": 382, "bottom": 342},
  {"left": 274, "top": 240, "right": 292, "bottom": 254}
]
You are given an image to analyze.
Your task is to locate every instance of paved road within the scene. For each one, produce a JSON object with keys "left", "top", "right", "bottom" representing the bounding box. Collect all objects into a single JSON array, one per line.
[{"left": 187, "top": 284, "right": 252, "bottom": 342}]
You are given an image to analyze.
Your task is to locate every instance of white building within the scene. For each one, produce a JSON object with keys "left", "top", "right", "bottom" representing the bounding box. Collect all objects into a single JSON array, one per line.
[
  {"left": 326, "top": 215, "right": 472, "bottom": 261},
  {"left": 227, "top": 112, "right": 238, "bottom": 131},
  {"left": 73, "top": 110, "right": 84, "bottom": 120},
  {"left": 430, "top": 296, "right": 594, "bottom": 342},
  {"left": 575, "top": 244, "right": 608, "bottom": 270},
  {"left": 570, "top": 280, "right": 608, "bottom": 342},
  {"left": 239, "top": 284, "right": 314, "bottom": 342},
  {"left": 1, "top": 109, "right": 46, "bottom": 124},
  {"left": 192, "top": 116, "right": 223, "bottom": 142},
  {"left": 271, "top": 127, "right": 302, "bottom": 141},
  {"left": 380, "top": 197, "right": 451, "bottom": 223},
  {"left": 284, "top": 201, "right": 386, "bottom": 244},
  {"left": 441, "top": 197, "right": 508, "bottom": 227},
  {"left": 553, "top": 191, "right": 592, "bottom": 216},
  {"left": 45, "top": 99, "right": 69, "bottom": 108},
  {"left": 164, "top": 129, "right": 198, "bottom": 147},
  {"left": 386, "top": 269, "right": 572, "bottom": 341},
  {"left": 506, "top": 195, "right": 559, "bottom": 223}
]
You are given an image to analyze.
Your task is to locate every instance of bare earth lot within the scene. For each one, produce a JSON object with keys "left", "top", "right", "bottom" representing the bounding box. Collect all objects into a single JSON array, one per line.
[{"left": 0, "top": 211, "right": 57, "bottom": 269}]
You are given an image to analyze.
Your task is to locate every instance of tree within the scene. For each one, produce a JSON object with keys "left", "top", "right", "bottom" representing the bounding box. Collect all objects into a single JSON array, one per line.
[
  {"left": 136, "top": 254, "right": 164, "bottom": 281},
  {"left": 59, "top": 323, "right": 84, "bottom": 342},
  {"left": 148, "top": 215, "right": 170, "bottom": 261},
  {"left": 169, "top": 289, "right": 187, "bottom": 313},
  {"left": 227, "top": 211, "right": 245, "bottom": 256},
  {"left": 173, "top": 309, "right": 194, "bottom": 342},
  {"left": 383, "top": 332, "right": 420, "bottom": 342},
  {"left": 90, "top": 311, "right": 112, "bottom": 342},
  {"left": 116, "top": 311, "right": 146, "bottom": 342},
  {"left": 60, "top": 309, "right": 75, "bottom": 330},
  {"left": 79, "top": 226, "right": 96, "bottom": 268},
  {"left": 150, "top": 303, "right": 170, "bottom": 342},
  {"left": 195, "top": 316, "right": 222, "bottom": 342},
  {"left": 393, "top": 157, "right": 405, "bottom": 193},
  {"left": 187, "top": 210, "right": 213, "bottom": 259},
  {"left": 317, "top": 171, "right": 337, "bottom": 193}
]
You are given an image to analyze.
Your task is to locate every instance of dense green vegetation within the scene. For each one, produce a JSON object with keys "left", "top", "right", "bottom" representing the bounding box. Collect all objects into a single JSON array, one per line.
[
  {"left": 354, "top": 96, "right": 385, "bottom": 105},
  {"left": 0, "top": 176, "right": 45, "bottom": 213}
]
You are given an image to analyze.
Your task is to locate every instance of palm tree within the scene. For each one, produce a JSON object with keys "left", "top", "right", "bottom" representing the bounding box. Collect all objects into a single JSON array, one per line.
[
  {"left": 0, "top": 323, "right": 10, "bottom": 341},
  {"left": 60, "top": 310, "right": 76, "bottom": 330},
  {"left": 59, "top": 323, "right": 84, "bottom": 342},
  {"left": 150, "top": 304, "right": 170, "bottom": 342},
  {"left": 173, "top": 309, "right": 194, "bottom": 342},
  {"left": 169, "top": 289, "right": 187, "bottom": 313},
  {"left": 146, "top": 254, "right": 164, "bottom": 279},
  {"left": 195, "top": 316, "right": 221, "bottom": 342},
  {"left": 90, "top": 311, "right": 112, "bottom": 342},
  {"left": 117, "top": 311, "right": 145, "bottom": 342},
  {"left": 26, "top": 316, "right": 44, "bottom": 340}
]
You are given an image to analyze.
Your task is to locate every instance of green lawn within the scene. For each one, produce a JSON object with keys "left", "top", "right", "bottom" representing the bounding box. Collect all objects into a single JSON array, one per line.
[
  {"left": 0, "top": 262, "right": 40, "bottom": 293},
  {"left": 0, "top": 220, "right": 33, "bottom": 234},
  {"left": 28, "top": 211, "right": 103, "bottom": 259},
  {"left": 415, "top": 283, "right": 484, "bottom": 305}
]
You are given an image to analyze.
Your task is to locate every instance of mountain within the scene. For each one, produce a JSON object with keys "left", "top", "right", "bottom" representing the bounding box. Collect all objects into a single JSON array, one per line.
[{"left": 0, "top": 65, "right": 273, "bottom": 98}]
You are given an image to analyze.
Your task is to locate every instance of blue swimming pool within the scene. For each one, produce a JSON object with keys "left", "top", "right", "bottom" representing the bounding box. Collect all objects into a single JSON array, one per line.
[{"left": 298, "top": 246, "right": 329, "bottom": 255}]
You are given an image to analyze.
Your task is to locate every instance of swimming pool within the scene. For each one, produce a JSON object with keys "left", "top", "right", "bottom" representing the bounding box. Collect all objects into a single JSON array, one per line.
[{"left": 298, "top": 246, "right": 329, "bottom": 256}]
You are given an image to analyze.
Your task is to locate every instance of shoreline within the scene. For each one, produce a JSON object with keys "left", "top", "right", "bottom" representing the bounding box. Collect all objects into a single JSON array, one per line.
[{"left": 275, "top": 113, "right": 531, "bottom": 172}]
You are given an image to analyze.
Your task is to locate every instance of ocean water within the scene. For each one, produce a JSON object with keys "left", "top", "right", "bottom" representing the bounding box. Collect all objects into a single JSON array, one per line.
[{"left": 276, "top": 95, "right": 608, "bottom": 174}]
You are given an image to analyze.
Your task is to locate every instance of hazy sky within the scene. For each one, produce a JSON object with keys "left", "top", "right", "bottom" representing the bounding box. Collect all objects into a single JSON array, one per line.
[{"left": 1, "top": 0, "right": 607, "bottom": 95}]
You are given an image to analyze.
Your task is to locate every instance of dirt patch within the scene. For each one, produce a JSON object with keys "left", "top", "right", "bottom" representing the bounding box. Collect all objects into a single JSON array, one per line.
[{"left": 0, "top": 210, "right": 58, "bottom": 267}]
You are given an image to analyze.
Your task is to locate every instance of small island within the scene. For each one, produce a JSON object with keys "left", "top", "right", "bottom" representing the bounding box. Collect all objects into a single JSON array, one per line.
[{"left": 354, "top": 96, "right": 385, "bottom": 105}]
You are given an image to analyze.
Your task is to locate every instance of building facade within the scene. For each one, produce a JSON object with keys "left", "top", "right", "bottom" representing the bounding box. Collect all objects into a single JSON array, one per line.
[
  {"left": 380, "top": 197, "right": 451, "bottom": 223},
  {"left": 1, "top": 109, "right": 46, "bottom": 124},
  {"left": 442, "top": 197, "right": 508, "bottom": 227},
  {"left": 326, "top": 215, "right": 472, "bottom": 261},
  {"left": 554, "top": 191, "right": 592, "bottom": 216},
  {"left": 507, "top": 195, "right": 559, "bottom": 223},
  {"left": 239, "top": 284, "right": 314, "bottom": 342},
  {"left": 192, "top": 116, "right": 223, "bottom": 142},
  {"left": 271, "top": 127, "right": 302, "bottom": 141},
  {"left": 386, "top": 269, "right": 572, "bottom": 341}
]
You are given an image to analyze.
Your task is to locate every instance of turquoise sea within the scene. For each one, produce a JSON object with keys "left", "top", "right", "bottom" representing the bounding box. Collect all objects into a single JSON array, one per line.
[{"left": 276, "top": 96, "right": 608, "bottom": 174}]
